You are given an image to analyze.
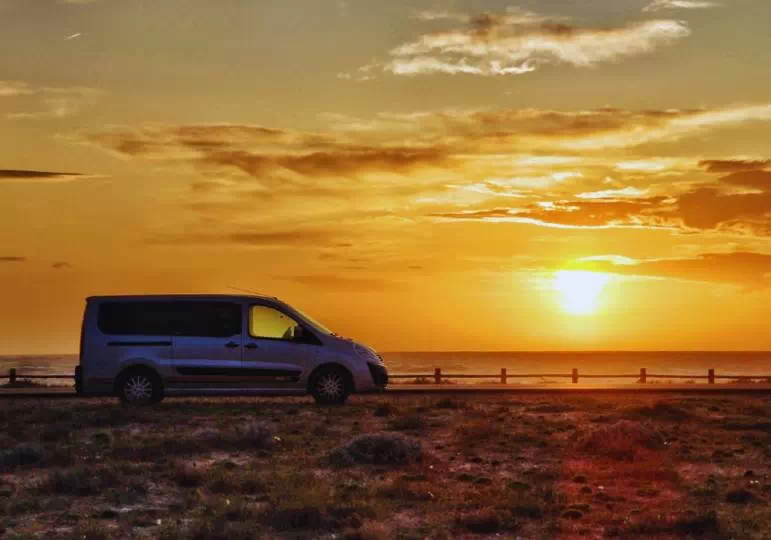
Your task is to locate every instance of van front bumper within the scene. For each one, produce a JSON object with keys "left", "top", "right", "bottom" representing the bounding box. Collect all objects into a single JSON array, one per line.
[{"left": 367, "top": 362, "right": 388, "bottom": 388}]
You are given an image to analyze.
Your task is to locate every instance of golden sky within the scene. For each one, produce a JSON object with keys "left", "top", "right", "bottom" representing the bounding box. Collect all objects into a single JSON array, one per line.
[{"left": 2, "top": 0, "right": 771, "bottom": 354}]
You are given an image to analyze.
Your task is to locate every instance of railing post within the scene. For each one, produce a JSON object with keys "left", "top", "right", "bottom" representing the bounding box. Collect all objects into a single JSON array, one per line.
[
  {"left": 572, "top": 368, "right": 578, "bottom": 384},
  {"left": 9, "top": 368, "right": 16, "bottom": 385},
  {"left": 640, "top": 367, "right": 647, "bottom": 384},
  {"left": 708, "top": 369, "right": 715, "bottom": 385},
  {"left": 501, "top": 368, "right": 507, "bottom": 385},
  {"left": 434, "top": 367, "right": 441, "bottom": 385}
]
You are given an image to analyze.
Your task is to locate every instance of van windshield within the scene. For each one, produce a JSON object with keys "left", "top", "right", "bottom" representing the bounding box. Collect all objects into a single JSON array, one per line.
[{"left": 291, "top": 306, "right": 334, "bottom": 336}]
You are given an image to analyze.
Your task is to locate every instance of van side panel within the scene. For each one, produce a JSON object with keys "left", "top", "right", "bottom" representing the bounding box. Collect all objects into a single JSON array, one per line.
[{"left": 81, "top": 300, "right": 174, "bottom": 395}]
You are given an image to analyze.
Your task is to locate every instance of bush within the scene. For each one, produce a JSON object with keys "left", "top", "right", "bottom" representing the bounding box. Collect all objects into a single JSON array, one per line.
[
  {"left": 40, "top": 466, "right": 122, "bottom": 496},
  {"left": 629, "top": 401, "right": 690, "bottom": 422},
  {"left": 373, "top": 403, "right": 400, "bottom": 417},
  {"left": 68, "top": 520, "right": 112, "bottom": 540},
  {"left": 579, "top": 421, "right": 665, "bottom": 461},
  {"left": 388, "top": 414, "right": 425, "bottom": 432},
  {"left": 457, "top": 508, "right": 504, "bottom": 534},
  {"left": 529, "top": 403, "right": 576, "bottom": 414},
  {"left": 329, "top": 433, "right": 422, "bottom": 467},
  {"left": 174, "top": 462, "right": 206, "bottom": 488},
  {"left": 236, "top": 422, "right": 275, "bottom": 449},
  {"left": 268, "top": 506, "right": 326, "bottom": 531},
  {"left": 0, "top": 445, "right": 44, "bottom": 471},
  {"left": 434, "top": 398, "right": 463, "bottom": 410}
]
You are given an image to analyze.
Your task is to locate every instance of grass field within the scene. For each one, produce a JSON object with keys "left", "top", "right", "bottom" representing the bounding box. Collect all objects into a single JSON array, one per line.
[{"left": 1, "top": 393, "right": 770, "bottom": 539}]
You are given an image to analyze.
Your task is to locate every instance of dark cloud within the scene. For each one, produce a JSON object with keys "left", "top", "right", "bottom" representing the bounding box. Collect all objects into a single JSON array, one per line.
[
  {"left": 718, "top": 170, "right": 771, "bottom": 191},
  {"left": 0, "top": 169, "right": 83, "bottom": 181},
  {"left": 147, "top": 229, "right": 347, "bottom": 248},
  {"left": 90, "top": 125, "right": 452, "bottom": 184},
  {"left": 202, "top": 147, "right": 448, "bottom": 179},
  {"left": 700, "top": 159, "right": 771, "bottom": 173},
  {"left": 675, "top": 188, "right": 771, "bottom": 234},
  {"left": 570, "top": 252, "right": 771, "bottom": 288},
  {"left": 52, "top": 261, "right": 72, "bottom": 269},
  {"left": 0, "top": 256, "right": 26, "bottom": 263}
]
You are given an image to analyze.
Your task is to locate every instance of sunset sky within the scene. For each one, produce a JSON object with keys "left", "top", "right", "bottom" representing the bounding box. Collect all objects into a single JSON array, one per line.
[{"left": 3, "top": 0, "right": 771, "bottom": 354}]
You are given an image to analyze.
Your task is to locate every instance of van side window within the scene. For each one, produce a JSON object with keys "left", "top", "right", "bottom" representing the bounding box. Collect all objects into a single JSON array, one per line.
[
  {"left": 249, "top": 305, "right": 302, "bottom": 341},
  {"left": 98, "top": 301, "right": 241, "bottom": 337}
]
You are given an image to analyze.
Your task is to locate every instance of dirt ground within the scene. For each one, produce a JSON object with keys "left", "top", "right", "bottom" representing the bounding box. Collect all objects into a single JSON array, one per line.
[{"left": 1, "top": 392, "right": 770, "bottom": 539}]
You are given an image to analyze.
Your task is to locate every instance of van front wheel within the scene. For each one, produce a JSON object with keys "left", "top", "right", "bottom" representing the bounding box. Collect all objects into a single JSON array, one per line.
[
  {"left": 117, "top": 369, "right": 163, "bottom": 405},
  {"left": 310, "top": 367, "right": 351, "bottom": 405}
]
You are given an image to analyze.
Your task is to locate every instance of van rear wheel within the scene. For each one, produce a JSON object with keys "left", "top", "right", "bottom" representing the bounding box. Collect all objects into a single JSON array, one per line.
[
  {"left": 117, "top": 369, "right": 163, "bottom": 405},
  {"left": 310, "top": 367, "right": 351, "bottom": 406}
]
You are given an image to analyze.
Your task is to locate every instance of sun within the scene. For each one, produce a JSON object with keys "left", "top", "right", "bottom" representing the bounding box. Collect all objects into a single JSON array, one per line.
[{"left": 554, "top": 270, "right": 611, "bottom": 315}]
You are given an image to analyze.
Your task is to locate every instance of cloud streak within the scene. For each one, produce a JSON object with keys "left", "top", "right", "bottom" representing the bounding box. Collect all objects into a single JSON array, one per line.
[
  {"left": 371, "top": 9, "right": 690, "bottom": 77},
  {"left": 0, "top": 169, "right": 86, "bottom": 182},
  {"left": 643, "top": 0, "right": 721, "bottom": 12},
  {"left": 570, "top": 252, "right": 771, "bottom": 289},
  {"left": 0, "top": 80, "right": 102, "bottom": 119}
]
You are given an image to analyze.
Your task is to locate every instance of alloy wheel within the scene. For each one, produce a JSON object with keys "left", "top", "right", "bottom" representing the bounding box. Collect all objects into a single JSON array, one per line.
[
  {"left": 317, "top": 372, "right": 344, "bottom": 400},
  {"left": 124, "top": 375, "right": 153, "bottom": 402}
]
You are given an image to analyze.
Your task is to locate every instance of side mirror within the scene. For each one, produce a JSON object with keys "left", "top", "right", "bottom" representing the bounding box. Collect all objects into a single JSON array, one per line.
[{"left": 293, "top": 325, "right": 306, "bottom": 341}]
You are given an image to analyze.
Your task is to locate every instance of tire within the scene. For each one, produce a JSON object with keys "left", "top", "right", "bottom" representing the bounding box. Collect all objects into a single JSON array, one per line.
[
  {"left": 309, "top": 366, "right": 352, "bottom": 406},
  {"left": 116, "top": 368, "right": 164, "bottom": 405}
]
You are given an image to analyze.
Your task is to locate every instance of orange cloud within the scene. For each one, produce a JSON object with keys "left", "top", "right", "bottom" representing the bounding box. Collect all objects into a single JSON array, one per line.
[
  {"left": 699, "top": 159, "right": 771, "bottom": 173},
  {"left": 570, "top": 252, "right": 771, "bottom": 289}
]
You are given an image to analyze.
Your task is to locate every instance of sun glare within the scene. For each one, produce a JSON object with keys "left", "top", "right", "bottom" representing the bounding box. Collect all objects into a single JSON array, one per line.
[{"left": 554, "top": 271, "right": 611, "bottom": 315}]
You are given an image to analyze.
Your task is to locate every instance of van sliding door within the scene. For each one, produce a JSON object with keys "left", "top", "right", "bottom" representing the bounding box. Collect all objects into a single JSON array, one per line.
[{"left": 169, "top": 301, "right": 243, "bottom": 388}]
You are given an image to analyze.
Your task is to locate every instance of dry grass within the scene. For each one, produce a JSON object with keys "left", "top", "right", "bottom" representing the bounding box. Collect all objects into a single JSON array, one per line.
[{"left": 1, "top": 393, "right": 770, "bottom": 538}]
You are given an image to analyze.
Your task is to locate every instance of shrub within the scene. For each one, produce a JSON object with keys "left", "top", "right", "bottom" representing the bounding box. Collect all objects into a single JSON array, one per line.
[
  {"left": 619, "top": 510, "right": 720, "bottom": 536},
  {"left": 236, "top": 422, "right": 275, "bottom": 449},
  {"left": 629, "top": 401, "right": 690, "bottom": 422},
  {"left": 579, "top": 421, "right": 665, "bottom": 461},
  {"left": 457, "top": 508, "right": 504, "bottom": 534},
  {"left": 329, "top": 433, "right": 422, "bottom": 467},
  {"left": 40, "top": 466, "right": 122, "bottom": 496},
  {"left": 174, "top": 462, "right": 206, "bottom": 488},
  {"left": 388, "top": 414, "right": 425, "bottom": 432},
  {"left": 529, "top": 403, "right": 575, "bottom": 414},
  {"left": 68, "top": 520, "right": 112, "bottom": 540},
  {"left": 268, "top": 506, "right": 326, "bottom": 531},
  {"left": 454, "top": 418, "right": 505, "bottom": 447},
  {"left": 373, "top": 403, "right": 400, "bottom": 417},
  {"left": 0, "top": 445, "right": 44, "bottom": 471},
  {"left": 434, "top": 398, "right": 463, "bottom": 410}
]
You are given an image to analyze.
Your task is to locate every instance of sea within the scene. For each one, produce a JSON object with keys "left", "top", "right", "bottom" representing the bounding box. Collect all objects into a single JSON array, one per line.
[{"left": 2, "top": 351, "right": 771, "bottom": 387}]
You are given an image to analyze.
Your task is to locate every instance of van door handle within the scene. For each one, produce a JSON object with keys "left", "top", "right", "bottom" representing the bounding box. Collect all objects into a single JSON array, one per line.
[
  {"left": 245, "top": 343, "right": 259, "bottom": 349},
  {"left": 225, "top": 341, "right": 239, "bottom": 348}
]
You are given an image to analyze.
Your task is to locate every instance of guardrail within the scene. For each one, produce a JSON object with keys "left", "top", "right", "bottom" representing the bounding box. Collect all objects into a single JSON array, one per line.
[
  {"left": 389, "top": 368, "right": 771, "bottom": 385},
  {"left": 2, "top": 367, "right": 770, "bottom": 386},
  {"left": 2, "top": 368, "right": 74, "bottom": 385}
]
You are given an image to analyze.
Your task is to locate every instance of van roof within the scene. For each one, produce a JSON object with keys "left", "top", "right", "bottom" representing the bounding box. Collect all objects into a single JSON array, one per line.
[{"left": 86, "top": 294, "right": 280, "bottom": 303}]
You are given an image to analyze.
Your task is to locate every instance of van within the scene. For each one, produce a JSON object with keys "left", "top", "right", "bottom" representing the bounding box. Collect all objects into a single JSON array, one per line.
[{"left": 75, "top": 294, "right": 388, "bottom": 405}]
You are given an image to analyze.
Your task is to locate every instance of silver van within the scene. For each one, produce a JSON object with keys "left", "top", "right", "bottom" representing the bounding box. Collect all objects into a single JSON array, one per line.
[{"left": 75, "top": 294, "right": 388, "bottom": 405}]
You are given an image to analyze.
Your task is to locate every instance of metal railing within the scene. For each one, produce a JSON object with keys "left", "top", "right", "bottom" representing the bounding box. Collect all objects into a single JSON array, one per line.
[
  {"left": 389, "top": 368, "right": 771, "bottom": 385},
  {"left": 2, "top": 367, "right": 770, "bottom": 387}
]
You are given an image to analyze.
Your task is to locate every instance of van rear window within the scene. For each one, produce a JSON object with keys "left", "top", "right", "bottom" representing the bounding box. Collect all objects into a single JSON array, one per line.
[{"left": 97, "top": 301, "right": 241, "bottom": 337}]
